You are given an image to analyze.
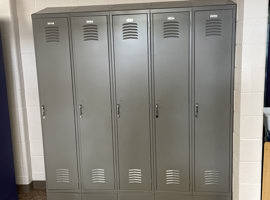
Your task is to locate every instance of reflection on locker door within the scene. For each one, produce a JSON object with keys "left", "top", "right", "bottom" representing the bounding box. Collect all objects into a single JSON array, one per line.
[
  {"left": 194, "top": 10, "right": 233, "bottom": 193},
  {"left": 71, "top": 15, "right": 115, "bottom": 190},
  {"left": 153, "top": 12, "right": 190, "bottom": 192},
  {"left": 112, "top": 14, "right": 151, "bottom": 191},
  {"left": 33, "top": 18, "right": 78, "bottom": 190}
]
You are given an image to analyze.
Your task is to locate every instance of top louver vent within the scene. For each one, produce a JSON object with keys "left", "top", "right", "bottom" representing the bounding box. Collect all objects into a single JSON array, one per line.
[
  {"left": 206, "top": 19, "right": 222, "bottom": 37},
  {"left": 45, "top": 26, "right": 60, "bottom": 43},
  {"left": 163, "top": 21, "right": 180, "bottom": 39},
  {"left": 122, "top": 23, "right": 138, "bottom": 40},
  {"left": 83, "top": 24, "right": 99, "bottom": 41}
]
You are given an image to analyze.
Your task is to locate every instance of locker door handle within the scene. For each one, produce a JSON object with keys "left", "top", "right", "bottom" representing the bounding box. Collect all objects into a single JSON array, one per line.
[
  {"left": 79, "top": 104, "right": 83, "bottom": 119},
  {"left": 155, "top": 104, "right": 159, "bottom": 118},
  {"left": 195, "top": 103, "right": 199, "bottom": 118},
  {"left": 41, "top": 105, "right": 46, "bottom": 119},
  {"left": 117, "top": 104, "right": 120, "bottom": 118}
]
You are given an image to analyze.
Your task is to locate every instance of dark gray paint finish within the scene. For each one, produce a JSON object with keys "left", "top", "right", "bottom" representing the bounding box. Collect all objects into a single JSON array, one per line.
[
  {"left": 33, "top": 0, "right": 235, "bottom": 15},
  {"left": 32, "top": 18, "right": 79, "bottom": 190},
  {"left": 194, "top": 9, "right": 233, "bottom": 193},
  {"left": 47, "top": 192, "right": 81, "bottom": 200},
  {"left": 153, "top": 12, "right": 190, "bottom": 192},
  {"left": 82, "top": 192, "right": 117, "bottom": 200},
  {"left": 118, "top": 191, "right": 154, "bottom": 200},
  {"left": 112, "top": 14, "right": 151, "bottom": 191},
  {"left": 71, "top": 16, "right": 115, "bottom": 190}
]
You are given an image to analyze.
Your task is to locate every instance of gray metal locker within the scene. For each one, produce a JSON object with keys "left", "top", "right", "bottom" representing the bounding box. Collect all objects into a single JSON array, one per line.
[
  {"left": 71, "top": 15, "right": 115, "bottom": 190},
  {"left": 32, "top": 17, "right": 79, "bottom": 190},
  {"left": 194, "top": 9, "right": 234, "bottom": 194},
  {"left": 152, "top": 11, "right": 190, "bottom": 193},
  {"left": 32, "top": 2, "right": 236, "bottom": 200},
  {"left": 112, "top": 13, "right": 152, "bottom": 191}
]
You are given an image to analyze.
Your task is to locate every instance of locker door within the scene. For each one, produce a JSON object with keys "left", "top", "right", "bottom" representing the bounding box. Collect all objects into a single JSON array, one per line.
[
  {"left": 194, "top": 10, "right": 233, "bottom": 193},
  {"left": 33, "top": 18, "right": 78, "bottom": 190},
  {"left": 112, "top": 14, "right": 151, "bottom": 191},
  {"left": 153, "top": 12, "right": 190, "bottom": 192},
  {"left": 71, "top": 16, "right": 115, "bottom": 190}
]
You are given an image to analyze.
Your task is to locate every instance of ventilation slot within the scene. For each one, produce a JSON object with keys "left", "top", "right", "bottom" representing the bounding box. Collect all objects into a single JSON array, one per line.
[
  {"left": 163, "top": 21, "right": 180, "bottom": 39},
  {"left": 45, "top": 26, "right": 60, "bottom": 43},
  {"left": 166, "top": 170, "right": 180, "bottom": 185},
  {"left": 122, "top": 23, "right": 138, "bottom": 40},
  {"left": 91, "top": 169, "right": 106, "bottom": 183},
  {"left": 128, "top": 169, "right": 142, "bottom": 184},
  {"left": 56, "top": 169, "right": 70, "bottom": 183},
  {"left": 204, "top": 170, "right": 220, "bottom": 185},
  {"left": 83, "top": 24, "right": 98, "bottom": 41},
  {"left": 206, "top": 19, "right": 222, "bottom": 37}
]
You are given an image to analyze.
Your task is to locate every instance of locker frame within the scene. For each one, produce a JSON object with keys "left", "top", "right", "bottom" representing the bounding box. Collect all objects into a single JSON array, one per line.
[
  {"left": 110, "top": 9, "right": 154, "bottom": 199},
  {"left": 192, "top": 5, "right": 236, "bottom": 198},
  {"left": 32, "top": 13, "right": 81, "bottom": 194},
  {"left": 70, "top": 10, "right": 117, "bottom": 195},
  {"left": 150, "top": 7, "right": 193, "bottom": 197}
]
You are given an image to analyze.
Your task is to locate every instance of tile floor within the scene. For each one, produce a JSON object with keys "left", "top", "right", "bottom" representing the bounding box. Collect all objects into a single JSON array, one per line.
[{"left": 17, "top": 189, "right": 46, "bottom": 200}]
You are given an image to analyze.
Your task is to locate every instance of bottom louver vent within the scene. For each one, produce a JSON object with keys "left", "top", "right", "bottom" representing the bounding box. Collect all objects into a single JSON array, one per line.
[
  {"left": 166, "top": 169, "right": 180, "bottom": 185},
  {"left": 129, "top": 169, "right": 142, "bottom": 184},
  {"left": 56, "top": 169, "right": 70, "bottom": 183},
  {"left": 204, "top": 170, "right": 220, "bottom": 185},
  {"left": 91, "top": 169, "right": 106, "bottom": 183}
]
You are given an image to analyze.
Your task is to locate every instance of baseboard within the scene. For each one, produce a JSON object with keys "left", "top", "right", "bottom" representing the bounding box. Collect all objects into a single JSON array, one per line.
[{"left": 16, "top": 181, "right": 46, "bottom": 193}]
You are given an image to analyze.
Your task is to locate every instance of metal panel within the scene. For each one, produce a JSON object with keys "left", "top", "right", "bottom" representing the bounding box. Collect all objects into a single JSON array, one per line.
[
  {"left": 194, "top": 9, "right": 233, "bottom": 193},
  {"left": 47, "top": 193, "right": 81, "bottom": 200},
  {"left": 112, "top": 13, "right": 151, "bottom": 191},
  {"left": 33, "top": 18, "right": 79, "bottom": 190},
  {"left": 71, "top": 15, "right": 114, "bottom": 190},
  {"left": 118, "top": 191, "right": 154, "bottom": 200},
  {"left": 82, "top": 192, "right": 117, "bottom": 200},
  {"left": 153, "top": 12, "right": 190, "bottom": 192}
]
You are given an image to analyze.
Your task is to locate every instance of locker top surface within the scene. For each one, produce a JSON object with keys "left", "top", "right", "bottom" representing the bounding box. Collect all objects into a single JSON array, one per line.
[{"left": 32, "top": 0, "right": 236, "bottom": 16}]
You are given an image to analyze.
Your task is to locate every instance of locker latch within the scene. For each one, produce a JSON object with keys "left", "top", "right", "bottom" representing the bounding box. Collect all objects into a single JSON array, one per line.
[
  {"left": 41, "top": 105, "right": 46, "bottom": 119},
  {"left": 195, "top": 103, "right": 199, "bottom": 118},
  {"left": 117, "top": 104, "right": 120, "bottom": 118},
  {"left": 79, "top": 104, "right": 83, "bottom": 119},
  {"left": 155, "top": 104, "right": 159, "bottom": 118}
]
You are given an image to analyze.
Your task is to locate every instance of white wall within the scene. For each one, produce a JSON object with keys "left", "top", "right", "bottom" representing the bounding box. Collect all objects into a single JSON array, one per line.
[
  {"left": 13, "top": 1, "right": 269, "bottom": 200},
  {"left": 233, "top": 0, "right": 268, "bottom": 199},
  {"left": 0, "top": 0, "right": 32, "bottom": 184}
]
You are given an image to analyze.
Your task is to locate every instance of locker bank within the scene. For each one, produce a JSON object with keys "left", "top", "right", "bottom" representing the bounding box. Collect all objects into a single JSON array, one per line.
[{"left": 31, "top": 0, "right": 236, "bottom": 199}]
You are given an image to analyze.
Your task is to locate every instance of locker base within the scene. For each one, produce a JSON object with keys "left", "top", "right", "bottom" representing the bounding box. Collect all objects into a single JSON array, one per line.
[
  {"left": 82, "top": 192, "right": 117, "bottom": 200},
  {"left": 156, "top": 192, "right": 231, "bottom": 200},
  {"left": 118, "top": 191, "right": 154, "bottom": 200},
  {"left": 47, "top": 192, "right": 81, "bottom": 200}
]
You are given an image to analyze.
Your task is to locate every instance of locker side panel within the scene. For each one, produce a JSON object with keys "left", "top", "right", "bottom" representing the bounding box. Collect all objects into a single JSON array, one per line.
[
  {"left": 32, "top": 18, "right": 79, "bottom": 190},
  {"left": 194, "top": 9, "right": 233, "bottom": 193},
  {"left": 153, "top": 12, "right": 190, "bottom": 192},
  {"left": 112, "top": 14, "right": 151, "bottom": 191},
  {"left": 71, "top": 15, "right": 115, "bottom": 190}
]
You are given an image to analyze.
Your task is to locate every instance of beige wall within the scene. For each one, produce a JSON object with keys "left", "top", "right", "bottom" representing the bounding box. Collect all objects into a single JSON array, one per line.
[{"left": 10, "top": 0, "right": 269, "bottom": 200}]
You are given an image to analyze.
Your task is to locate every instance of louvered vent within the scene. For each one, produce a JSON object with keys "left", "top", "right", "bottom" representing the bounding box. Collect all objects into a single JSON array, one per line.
[
  {"left": 83, "top": 24, "right": 98, "bottom": 41},
  {"left": 45, "top": 26, "right": 60, "bottom": 43},
  {"left": 163, "top": 21, "right": 180, "bottom": 39},
  {"left": 206, "top": 19, "right": 222, "bottom": 37},
  {"left": 128, "top": 169, "right": 142, "bottom": 184},
  {"left": 204, "top": 170, "right": 220, "bottom": 185},
  {"left": 122, "top": 23, "right": 138, "bottom": 40},
  {"left": 56, "top": 169, "right": 70, "bottom": 183},
  {"left": 166, "top": 169, "right": 180, "bottom": 185},
  {"left": 91, "top": 169, "right": 106, "bottom": 183}
]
